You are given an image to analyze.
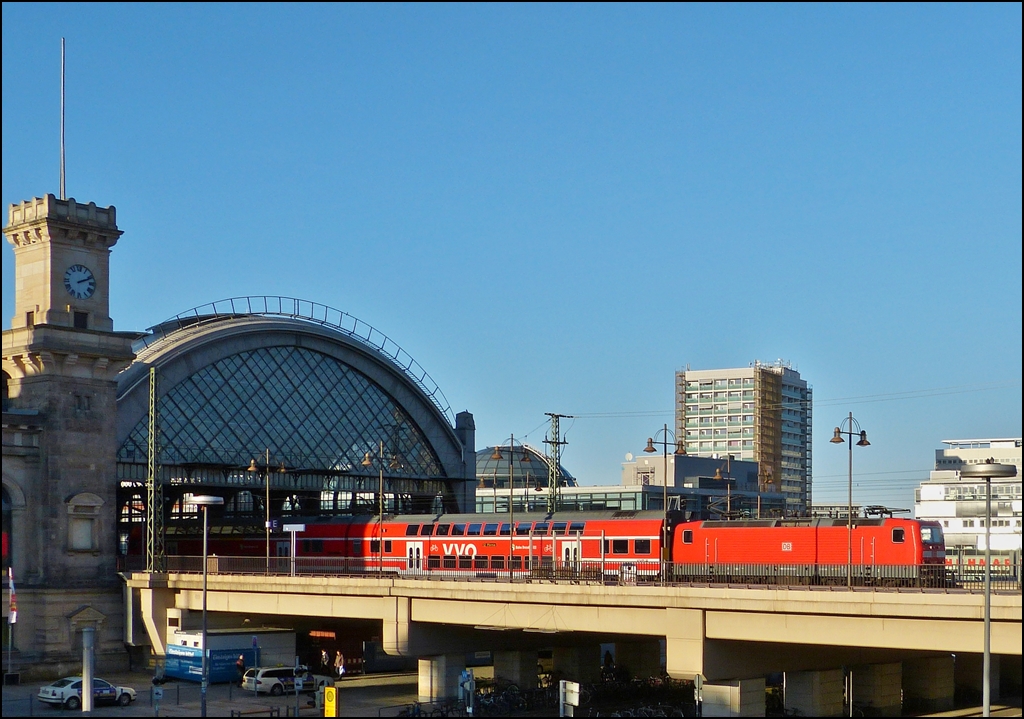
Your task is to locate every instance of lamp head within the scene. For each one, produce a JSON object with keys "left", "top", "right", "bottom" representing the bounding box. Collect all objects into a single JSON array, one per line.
[
  {"left": 856, "top": 430, "right": 870, "bottom": 447},
  {"left": 388, "top": 455, "right": 401, "bottom": 470},
  {"left": 830, "top": 427, "right": 844, "bottom": 444},
  {"left": 674, "top": 441, "right": 687, "bottom": 456},
  {"left": 714, "top": 468, "right": 723, "bottom": 481},
  {"left": 277, "top": 462, "right": 287, "bottom": 474},
  {"left": 247, "top": 459, "right": 258, "bottom": 472},
  {"left": 643, "top": 438, "right": 657, "bottom": 454},
  {"left": 491, "top": 447, "right": 503, "bottom": 461},
  {"left": 361, "top": 452, "right": 373, "bottom": 468},
  {"left": 520, "top": 447, "right": 531, "bottom": 463}
]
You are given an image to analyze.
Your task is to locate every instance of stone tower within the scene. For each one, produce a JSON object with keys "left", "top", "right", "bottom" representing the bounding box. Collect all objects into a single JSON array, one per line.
[{"left": 2, "top": 194, "right": 136, "bottom": 677}]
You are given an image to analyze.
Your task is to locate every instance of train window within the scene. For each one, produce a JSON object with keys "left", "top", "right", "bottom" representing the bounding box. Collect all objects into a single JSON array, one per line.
[
  {"left": 491, "top": 555, "right": 505, "bottom": 569},
  {"left": 534, "top": 523, "right": 550, "bottom": 534},
  {"left": 420, "top": 525, "right": 434, "bottom": 536},
  {"left": 892, "top": 528, "right": 905, "bottom": 544},
  {"left": 483, "top": 523, "right": 499, "bottom": 536},
  {"left": 612, "top": 539, "right": 629, "bottom": 554},
  {"left": 498, "top": 523, "right": 511, "bottom": 535},
  {"left": 451, "top": 524, "right": 466, "bottom": 536},
  {"left": 458, "top": 556, "right": 473, "bottom": 569},
  {"left": 370, "top": 540, "right": 380, "bottom": 553},
  {"left": 427, "top": 556, "right": 441, "bottom": 569},
  {"left": 405, "top": 525, "right": 420, "bottom": 536},
  {"left": 683, "top": 530, "right": 693, "bottom": 544},
  {"left": 474, "top": 555, "right": 488, "bottom": 569},
  {"left": 514, "top": 522, "right": 532, "bottom": 536},
  {"left": 467, "top": 523, "right": 482, "bottom": 536},
  {"left": 384, "top": 540, "right": 392, "bottom": 553},
  {"left": 634, "top": 539, "right": 652, "bottom": 555},
  {"left": 603, "top": 539, "right": 610, "bottom": 554},
  {"left": 569, "top": 522, "right": 585, "bottom": 534},
  {"left": 352, "top": 540, "right": 363, "bottom": 556},
  {"left": 552, "top": 522, "right": 568, "bottom": 535},
  {"left": 443, "top": 555, "right": 456, "bottom": 569},
  {"left": 510, "top": 556, "right": 523, "bottom": 570},
  {"left": 541, "top": 556, "right": 553, "bottom": 568},
  {"left": 436, "top": 524, "right": 451, "bottom": 536}
]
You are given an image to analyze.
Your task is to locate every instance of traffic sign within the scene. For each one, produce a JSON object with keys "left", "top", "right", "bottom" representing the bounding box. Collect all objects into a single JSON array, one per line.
[
  {"left": 294, "top": 677, "right": 304, "bottom": 691},
  {"left": 324, "top": 685, "right": 338, "bottom": 717},
  {"left": 153, "top": 687, "right": 164, "bottom": 701}
]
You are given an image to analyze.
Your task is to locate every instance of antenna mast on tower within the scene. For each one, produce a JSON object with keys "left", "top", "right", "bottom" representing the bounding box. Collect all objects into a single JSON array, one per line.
[{"left": 60, "top": 37, "right": 66, "bottom": 200}]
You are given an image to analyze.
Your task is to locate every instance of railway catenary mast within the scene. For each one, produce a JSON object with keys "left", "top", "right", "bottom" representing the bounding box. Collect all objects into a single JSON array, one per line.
[{"left": 544, "top": 413, "right": 571, "bottom": 514}]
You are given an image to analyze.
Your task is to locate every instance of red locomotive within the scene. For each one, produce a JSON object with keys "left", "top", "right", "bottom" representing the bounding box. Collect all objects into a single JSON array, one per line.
[{"left": 133, "top": 510, "right": 946, "bottom": 584}]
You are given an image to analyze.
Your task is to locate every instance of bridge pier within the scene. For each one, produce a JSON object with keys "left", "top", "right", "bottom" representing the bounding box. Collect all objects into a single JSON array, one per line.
[
  {"left": 903, "top": 656, "right": 954, "bottom": 713},
  {"left": 850, "top": 662, "right": 902, "bottom": 716},
  {"left": 784, "top": 668, "right": 844, "bottom": 717},
  {"left": 956, "top": 652, "right": 1001, "bottom": 702},
  {"left": 665, "top": 608, "right": 704, "bottom": 680},
  {"left": 493, "top": 650, "right": 537, "bottom": 686},
  {"left": 553, "top": 644, "right": 601, "bottom": 684},
  {"left": 418, "top": 653, "right": 466, "bottom": 702},
  {"left": 702, "top": 677, "right": 765, "bottom": 717},
  {"left": 616, "top": 639, "right": 662, "bottom": 679}
]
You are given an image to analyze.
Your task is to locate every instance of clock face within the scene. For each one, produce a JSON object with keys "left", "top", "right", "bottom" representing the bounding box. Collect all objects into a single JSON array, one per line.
[{"left": 64, "top": 264, "right": 96, "bottom": 300}]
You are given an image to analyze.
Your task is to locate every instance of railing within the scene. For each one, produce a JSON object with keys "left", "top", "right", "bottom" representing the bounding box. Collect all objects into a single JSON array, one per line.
[
  {"left": 119, "top": 555, "right": 1023, "bottom": 591},
  {"left": 133, "top": 296, "right": 454, "bottom": 424}
]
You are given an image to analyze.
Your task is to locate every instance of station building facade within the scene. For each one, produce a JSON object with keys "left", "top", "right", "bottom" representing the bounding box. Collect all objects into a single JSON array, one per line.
[{"left": 2, "top": 195, "right": 476, "bottom": 677}]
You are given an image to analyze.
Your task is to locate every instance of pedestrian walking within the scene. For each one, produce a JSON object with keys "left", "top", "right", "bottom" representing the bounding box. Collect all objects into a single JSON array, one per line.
[
  {"left": 321, "top": 649, "right": 329, "bottom": 671},
  {"left": 334, "top": 650, "right": 346, "bottom": 679},
  {"left": 236, "top": 654, "right": 246, "bottom": 682}
]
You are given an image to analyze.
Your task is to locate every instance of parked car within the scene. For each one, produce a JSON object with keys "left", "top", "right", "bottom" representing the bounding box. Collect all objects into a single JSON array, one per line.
[
  {"left": 241, "top": 666, "right": 334, "bottom": 696},
  {"left": 37, "top": 677, "right": 137, "bottom": 710}
]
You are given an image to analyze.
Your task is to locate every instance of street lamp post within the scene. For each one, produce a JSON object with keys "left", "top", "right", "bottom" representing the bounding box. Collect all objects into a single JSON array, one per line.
[
  {"left": 830, "top": 413, "right": 870, "bottom": 587},
  {"left": 193, "top": 495, "right": 224, "bottom": 719},
  {"left": 363, "top": 442, "right": 400, "bottom": 576},
  {"left": 960, "top": 460, "right": 1017, "bottom": 718},
  {"left": 491, "top": 436, "right": 530, "bottom": 580},
  {"left": 713, "top": 455, "right": 735, "bottom": 517},
  {"left": 248, "top": 451, "right": 285, "bottom": 574},
  {"left": 644, "top": 424, "right": 686, "bottom": 577}
]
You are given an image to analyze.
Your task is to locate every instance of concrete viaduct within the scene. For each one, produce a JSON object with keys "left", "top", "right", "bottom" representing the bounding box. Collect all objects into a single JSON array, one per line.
[{"left": 127, "top": 572, "right": 1022, "bottom": 716}]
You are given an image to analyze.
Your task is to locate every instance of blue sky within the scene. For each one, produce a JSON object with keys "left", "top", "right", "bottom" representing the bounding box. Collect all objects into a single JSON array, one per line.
[{"left": 3, "top": 4, "right": 1021, "bottom": 508}]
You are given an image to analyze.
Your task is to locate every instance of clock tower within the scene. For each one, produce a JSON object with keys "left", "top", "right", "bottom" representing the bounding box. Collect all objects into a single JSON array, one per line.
[{"left": 3, "top": 194, "right": 137, "bottom": 676}]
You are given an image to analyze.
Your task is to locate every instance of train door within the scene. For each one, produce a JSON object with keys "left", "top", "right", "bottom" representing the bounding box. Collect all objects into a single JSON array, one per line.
[
  {"left": 407, "top": 541, "right": 423, "bottom": 571},
  {"left": 559, "top": 538, "right": 580, "bottom": 573},
  {"left": 276, "top": 541, "right": 291, "bottom": 557}
]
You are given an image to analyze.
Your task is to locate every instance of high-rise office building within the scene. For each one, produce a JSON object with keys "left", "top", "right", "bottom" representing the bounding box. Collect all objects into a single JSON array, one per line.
[{"left": 675, "top": 361, "right": 812, "bottom": 512}]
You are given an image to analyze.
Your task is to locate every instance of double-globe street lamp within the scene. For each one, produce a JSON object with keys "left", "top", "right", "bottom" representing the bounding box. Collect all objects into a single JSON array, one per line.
[
  {"left": 830, "top": 413, "right": 870, "bottom": 587},
  {"left": 192, "top": 494, "right": 225, "bottom": 718},
  {"left": 643, "top": 424, "right": 686, "bottom": 569},
  {"left": 960, "top": 460, "right": 1017, "bottom": 718},
  {"left": 491, "top": 436, "right": 531, "bottom": 578}
]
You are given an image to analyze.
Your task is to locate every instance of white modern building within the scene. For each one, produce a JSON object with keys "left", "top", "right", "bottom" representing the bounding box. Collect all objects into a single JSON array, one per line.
[{"left": 914, "top": 438, "right": 1023, "bottom": 554}]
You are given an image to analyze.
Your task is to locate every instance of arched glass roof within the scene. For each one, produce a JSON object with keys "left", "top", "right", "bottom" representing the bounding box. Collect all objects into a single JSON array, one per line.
[
  {"left": 134, "top": 296, "right": 453, "bottom": 424},
  {"left": 118, "top": 345, "right": 444, "bottom": 478},
  {"left": 475, "top": 444, "right": 576, "bottom": 489}
]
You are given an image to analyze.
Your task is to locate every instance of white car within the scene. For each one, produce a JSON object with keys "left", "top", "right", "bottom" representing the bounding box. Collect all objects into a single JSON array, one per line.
[
  {"left": 241, "top": 666, "right": 334, "bottom": 696},
  {"left": 37, "top": 677, "right": 137, "bottom": 710}
]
